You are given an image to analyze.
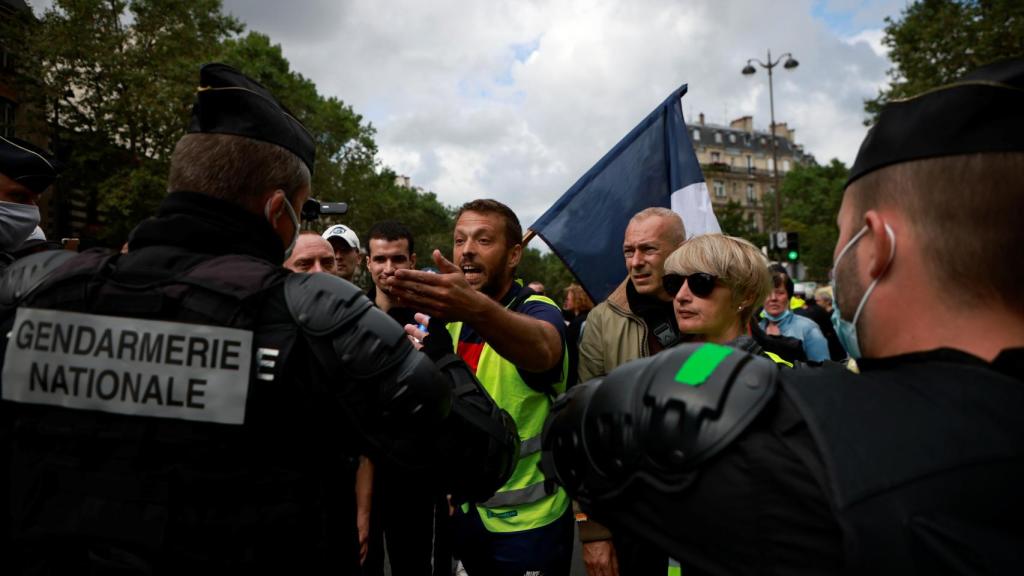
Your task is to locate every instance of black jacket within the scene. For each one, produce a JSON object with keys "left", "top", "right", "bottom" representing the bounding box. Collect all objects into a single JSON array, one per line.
[{"left": 0, "top": 193, "right": 411, "bottom": 573}]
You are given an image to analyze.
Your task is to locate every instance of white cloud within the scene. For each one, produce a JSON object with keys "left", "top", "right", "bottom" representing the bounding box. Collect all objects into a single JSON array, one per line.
[
  {"left": 41, "top": 0, "right": 898, "bottom": 235},
  {"left": 845, "top": 28, "right": 888, "bottom": 58}
]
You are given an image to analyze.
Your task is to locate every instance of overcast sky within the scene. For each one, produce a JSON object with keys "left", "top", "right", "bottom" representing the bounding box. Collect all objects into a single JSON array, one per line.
[{"left": 36, "top": 0, "right": 905, "bottom": 231}]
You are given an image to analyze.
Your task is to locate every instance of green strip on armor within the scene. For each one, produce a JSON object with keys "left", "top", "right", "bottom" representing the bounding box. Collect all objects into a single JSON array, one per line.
[{"left": 674, "top": 343, "right": 733, "bottom": 387}]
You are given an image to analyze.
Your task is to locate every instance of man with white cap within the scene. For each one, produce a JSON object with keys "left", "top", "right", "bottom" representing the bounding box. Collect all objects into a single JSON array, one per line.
[{"left": 322, "top": 223, "right": 363, "bottom": 281}]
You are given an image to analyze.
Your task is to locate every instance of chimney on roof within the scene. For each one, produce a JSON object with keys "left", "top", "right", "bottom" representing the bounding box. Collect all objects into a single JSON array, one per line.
[
  {"left": 698, "top": 112, "right": 705, "bottom": 126},
  {"left": 730, "top": 115, "right": 753, "bottom": 132},
  {"left": 774, "top": 122, "right": 795, "bottom": 143}
]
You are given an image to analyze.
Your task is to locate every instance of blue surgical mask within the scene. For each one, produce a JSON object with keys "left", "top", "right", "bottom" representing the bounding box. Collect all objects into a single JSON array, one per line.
[
  {"left": 265, "top": 195, "right": 301, "bottom": 260},
  {"left": 763, "top": 308, "right": 791, "bottom": 323},
  {"left": 830, "top": 223, "right": 896, "bottom": 359},
  {"left": 0, "top": 201, "right": 40, "bottom": 252}
]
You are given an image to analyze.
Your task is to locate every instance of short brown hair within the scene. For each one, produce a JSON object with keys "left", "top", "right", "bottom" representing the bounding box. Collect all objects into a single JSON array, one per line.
[
  {"left": 564, "top": 283, "right": 594, "bottom": 314},
  {"left": 847, "top": 152, "right": 1024, "bottom": 315},
  {"left": 168, "top": 133, "right": 311, "bottom": 212},
  {"left": 456, "top": 199, "right": 522, "bottom": 247}
]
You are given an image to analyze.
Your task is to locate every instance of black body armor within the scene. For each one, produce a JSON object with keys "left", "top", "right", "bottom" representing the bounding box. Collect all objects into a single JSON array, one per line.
[
  {"left": 543, "top": 344, "right": 1024, "bottom": 574},
  {"left": 0, "top": 244, "right": 453, "bottom": 572}
]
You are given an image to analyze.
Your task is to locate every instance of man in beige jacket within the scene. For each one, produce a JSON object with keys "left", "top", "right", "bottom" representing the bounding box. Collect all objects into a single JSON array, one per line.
[{"left": 576, "top": 207, "right": 685, "bottom": 576}]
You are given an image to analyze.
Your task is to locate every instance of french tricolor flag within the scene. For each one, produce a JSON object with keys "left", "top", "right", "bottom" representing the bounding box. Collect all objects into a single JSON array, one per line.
[{"left": 529, "top": 84, "right": 719, "bottom": 303}]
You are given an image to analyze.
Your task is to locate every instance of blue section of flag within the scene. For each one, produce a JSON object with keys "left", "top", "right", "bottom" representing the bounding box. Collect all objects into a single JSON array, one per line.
[{"left": 530, "top": 85, "right": 705, "bottom": 302}]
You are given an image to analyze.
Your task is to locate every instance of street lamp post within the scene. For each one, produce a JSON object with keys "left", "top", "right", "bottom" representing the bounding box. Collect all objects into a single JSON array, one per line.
[{"left": 742, "top": 49, "right": 798, "bottom": 232}]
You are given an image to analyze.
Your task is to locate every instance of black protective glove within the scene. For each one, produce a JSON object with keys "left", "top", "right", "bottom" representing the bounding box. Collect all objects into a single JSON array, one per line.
[{"left": 420, "top": 320, "right": 454, "bottom": 361}]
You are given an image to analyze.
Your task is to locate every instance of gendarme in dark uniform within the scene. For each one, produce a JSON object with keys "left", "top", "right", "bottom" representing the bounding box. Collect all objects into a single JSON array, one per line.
[
  {"left": 0, "top": 63, "right": 517, "bottom": 573},
  {"left": 543, "top": 58, "right": 1024, "bottom": 574},
  {"left": 0, "top": 136, "right": 61, "bottom": 270}
]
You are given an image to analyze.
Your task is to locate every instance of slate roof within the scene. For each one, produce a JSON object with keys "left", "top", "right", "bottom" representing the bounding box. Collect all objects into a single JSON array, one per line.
[{"left": 690, "top": 122, "right": 811, "bottom": 161}]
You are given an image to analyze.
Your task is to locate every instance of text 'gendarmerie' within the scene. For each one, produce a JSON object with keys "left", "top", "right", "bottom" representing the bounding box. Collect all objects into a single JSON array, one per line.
[{"left": 2, "top": 308, "right": 253, "bottom": 425}]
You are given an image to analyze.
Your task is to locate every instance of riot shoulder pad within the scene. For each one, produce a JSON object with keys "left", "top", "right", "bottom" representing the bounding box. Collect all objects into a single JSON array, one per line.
[
  {"left": 284, "top": 272, "right": 451, "bottom": 469},
  {"left": 283, "top": 272, "right": 374, "bottom": 335},
  {"left": 542, "top": 343, "right": 778, "bottom": 504},
  {"left": 0, "top": 249, "right": 77, "bottom": 308}
]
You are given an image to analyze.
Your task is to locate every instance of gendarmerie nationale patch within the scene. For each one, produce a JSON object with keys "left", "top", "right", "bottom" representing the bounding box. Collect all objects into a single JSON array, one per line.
[{"left": 3, "top": 308, "right": 252, "bottom": 425}]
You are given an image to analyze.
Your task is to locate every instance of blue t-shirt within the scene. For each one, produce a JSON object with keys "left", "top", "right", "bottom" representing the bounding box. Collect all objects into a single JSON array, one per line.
[
  {"left": 760, "top": 310, "right": 829, "bottom": 362},
  {"left": 455, "top": 282, "right": 566, "bottom": 389}
]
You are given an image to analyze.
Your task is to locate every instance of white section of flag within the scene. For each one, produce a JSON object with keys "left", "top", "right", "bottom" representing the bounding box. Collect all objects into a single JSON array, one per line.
[{"left": 671, "top": 181, "right": 721, "bottom": 238}]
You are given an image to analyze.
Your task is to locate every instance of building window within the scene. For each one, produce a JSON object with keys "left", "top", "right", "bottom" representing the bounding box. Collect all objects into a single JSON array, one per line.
[
  {"left": 0, "top": 98, "right": 14, "bottom": 139},
  {"left": 747, "top": 183, "right": 756, "bottom": 204},
  {"left": 692, "top": 129, "right": 700, "bottom": 142},
  {"left": 767, "top": 157, "right": 774, "bottom": 171},
  {"left": 782, "top": 159, "right": 791, "bottom": 171},
  {"left": 746, "top": 155, "right": 753, "bottom": 173},
  {"left": 714, "top": 132, "right": 722, "bottom": 144},
  {"left": 710, "top": 151, "right": 720, "bottom": 163},
  {"left": 760, "top": 137, "right": 766, "bottom": 145},
  {"left": 729, "top": 133, "right": 736, "bottom": 144},
  {"left": 713, "top": 181, "right": 726, "bottom": 198}
]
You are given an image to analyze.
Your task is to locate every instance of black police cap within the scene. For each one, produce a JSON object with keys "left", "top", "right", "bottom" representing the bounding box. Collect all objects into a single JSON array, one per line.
[
  {"left": 188, "top": 63, "right": 316, "bottom": 174},
  {"left": 847, "top": 58, "right": 1024, "bottom": 187},
  {"left": 0, "top": 136, "right": 61, "bottom": 194}
]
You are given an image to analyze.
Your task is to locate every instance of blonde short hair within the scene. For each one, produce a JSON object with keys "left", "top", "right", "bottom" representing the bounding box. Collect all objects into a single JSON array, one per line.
[
  {"left": 814, "top": 286, "right": 833, "bottom": 304},
  {"left": 664, "top": 234, "right": 771, "bottom": 326}
]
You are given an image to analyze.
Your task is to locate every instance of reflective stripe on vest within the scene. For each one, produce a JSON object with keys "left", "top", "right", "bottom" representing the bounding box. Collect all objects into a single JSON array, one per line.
[
  {"left": 764, "top": 351, "right": 794, "bottom": 368},
  {"left": 520, "top": 434, "right": 542, "bottom": 457},
  {"left": 448, "top": 291, "right": 569, "bottom": 532}
]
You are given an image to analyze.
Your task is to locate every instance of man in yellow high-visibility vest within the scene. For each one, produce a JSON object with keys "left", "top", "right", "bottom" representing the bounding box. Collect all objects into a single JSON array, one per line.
[{"left": 389, "top": 198, "right": 572, "bottom": 576}]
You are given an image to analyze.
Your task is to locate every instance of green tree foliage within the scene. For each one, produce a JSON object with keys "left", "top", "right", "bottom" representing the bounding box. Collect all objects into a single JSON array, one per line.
[
  {"left": 865, "top": 0, "right": 1024, "bottom": 120},
  {"left": 716, "top": 199, "right": 767, "bottom": 249},
  {"left": 777, "top": 159, "right": 848, "bottom": 281},
  {"left": 4, "top": 0, "right": 242, "bottom": 242},
  {"left": 517, "top": 245, "right": 576, "bottom": 306},
  {"left": 6, "top": 1, "right": 455, "bottom": 248},
  {"left": 8, "top": 0, "right": 241, "bottom": 159}
]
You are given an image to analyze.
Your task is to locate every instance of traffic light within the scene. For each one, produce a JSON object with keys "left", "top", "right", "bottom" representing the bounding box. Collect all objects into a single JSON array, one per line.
[{"left": 786, "top": 232, "right": 800, "bottom": 261}]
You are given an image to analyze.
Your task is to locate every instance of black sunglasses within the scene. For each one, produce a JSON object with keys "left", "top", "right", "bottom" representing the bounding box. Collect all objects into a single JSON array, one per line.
[{"left": 662, "top": 272, "right": 718, "bottom": 298}]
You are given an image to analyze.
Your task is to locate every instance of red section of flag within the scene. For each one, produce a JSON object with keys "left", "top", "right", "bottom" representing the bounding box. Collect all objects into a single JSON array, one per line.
[{"left": 457, "top": 341, "right": 484, "bottom": 374}]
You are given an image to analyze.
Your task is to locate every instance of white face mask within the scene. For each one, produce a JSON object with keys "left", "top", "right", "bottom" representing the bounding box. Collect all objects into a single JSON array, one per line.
[
  {"left": 830, "top": 223, "right": 896, "bottom": 359},
  {"left": 265, "top": 195, "right": 301, "bottom": 261},
  {"left": 0, "top": 201, "right": 40, "bottom": 252}
]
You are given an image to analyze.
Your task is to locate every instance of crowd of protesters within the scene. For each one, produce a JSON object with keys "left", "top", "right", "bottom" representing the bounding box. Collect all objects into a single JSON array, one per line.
[{"left": 0, "top": 57, "right": 1021, "bottom": 576}]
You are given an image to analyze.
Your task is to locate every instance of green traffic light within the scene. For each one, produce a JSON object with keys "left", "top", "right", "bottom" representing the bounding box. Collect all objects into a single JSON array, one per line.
[{"left": 787, "top": 250, "right": 799, "bottom": 261}]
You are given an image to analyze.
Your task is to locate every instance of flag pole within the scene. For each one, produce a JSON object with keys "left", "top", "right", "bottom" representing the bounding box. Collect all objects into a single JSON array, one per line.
[{"left": 522, "top": 229, "right": 537, "bottom": 246}]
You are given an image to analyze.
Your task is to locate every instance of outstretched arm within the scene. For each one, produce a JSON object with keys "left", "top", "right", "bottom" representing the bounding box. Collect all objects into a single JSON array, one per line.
[{"left": 388, "top": 249, "right": 562, "bottom": 373}]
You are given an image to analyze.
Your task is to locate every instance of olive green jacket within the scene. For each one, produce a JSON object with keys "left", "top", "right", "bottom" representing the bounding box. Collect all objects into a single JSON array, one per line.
[{"left": 577, "top": 279, "right": 650, "bottom": 385}]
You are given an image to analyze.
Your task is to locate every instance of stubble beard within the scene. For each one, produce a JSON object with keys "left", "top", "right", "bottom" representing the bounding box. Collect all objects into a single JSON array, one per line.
[{"left": 836, "top": 248, "right": 866, "bottom": 324}]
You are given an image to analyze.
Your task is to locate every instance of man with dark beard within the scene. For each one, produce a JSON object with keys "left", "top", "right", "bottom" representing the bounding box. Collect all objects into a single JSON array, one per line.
[
  {"left": 542, "top": 58, "right": 1024, "bottom": 574},
  {"left": 389, "top": 199, "right": 572, "bottom": 576}
]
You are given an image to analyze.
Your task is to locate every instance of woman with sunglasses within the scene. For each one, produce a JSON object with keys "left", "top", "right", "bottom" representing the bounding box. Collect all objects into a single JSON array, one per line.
[{"left": 663, "top": 234, "right": 792, "bottom": 363}]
